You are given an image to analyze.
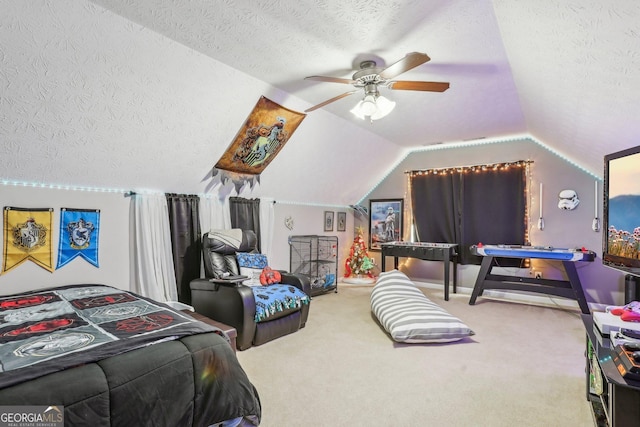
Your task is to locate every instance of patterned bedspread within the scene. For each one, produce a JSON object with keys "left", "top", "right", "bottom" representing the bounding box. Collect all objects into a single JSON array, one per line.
[{"left": 0, "top": 284, "right": 221, "bottom": 389}]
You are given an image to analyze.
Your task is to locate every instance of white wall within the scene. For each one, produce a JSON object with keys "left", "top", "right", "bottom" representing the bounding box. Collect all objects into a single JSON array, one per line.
[
  {"left": 360, "top": 137, "right": 624, "bottom": 306},
  {"left": 0, "top": 186, "right": 130, "bottom": 295},
  {"left": 2, "top": 137, "right": 626, "bottom": 306},
  {"left": 0, "top": 184, "right": 356, "bottom": 297},
  {"left": 269, "top": 203, "right": 353, "bottom": 279}
]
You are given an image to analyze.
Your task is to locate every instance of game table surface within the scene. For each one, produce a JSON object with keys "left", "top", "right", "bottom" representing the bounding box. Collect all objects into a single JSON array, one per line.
[{"left": 471, "top": 244, "right": 596, "bottom": 261}]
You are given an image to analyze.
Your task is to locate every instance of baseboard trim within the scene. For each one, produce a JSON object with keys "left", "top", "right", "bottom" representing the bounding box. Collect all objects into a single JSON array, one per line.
[
  {"left": 338, "top": 278, "right": 607, "bottom": 312},
  {"left": 411, "top": 280, "right": 608, "bottom": 312}
]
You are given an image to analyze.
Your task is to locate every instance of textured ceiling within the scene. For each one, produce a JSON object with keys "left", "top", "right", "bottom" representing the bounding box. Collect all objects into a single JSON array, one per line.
[
  {"left": 88, "top": 0, "right": 640, "bottom": 175},
  {"left": 2, "top": 1, "right": 640, "bottom": 203},
  {"left": 493, "top": 1, "right": 640, "bottom": 175},
  {"left": 90, "top": 0, "right": 526, "bottom": 147}
]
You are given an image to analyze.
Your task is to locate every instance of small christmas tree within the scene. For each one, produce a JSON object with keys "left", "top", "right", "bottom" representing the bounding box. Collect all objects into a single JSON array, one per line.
[{"left": 344, "top": 226, "right": 375, "bottom": 278}]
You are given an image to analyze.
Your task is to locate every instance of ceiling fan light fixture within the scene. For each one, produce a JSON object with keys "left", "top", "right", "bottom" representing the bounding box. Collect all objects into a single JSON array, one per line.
[
  {"left": 350, "top": 94, "right": 396, "bottom": 121},
  {"left": 305, "top": 52, "right": 448, "bottom": 115},
  {"left": 360, "top": 95, "right": 378, "bottom": 116},
  {"left": 349, "top": 101, "right": 366, "bottom": 120},
  {"left": 370, "top": 95, "right": 396, "bottom": 120}
]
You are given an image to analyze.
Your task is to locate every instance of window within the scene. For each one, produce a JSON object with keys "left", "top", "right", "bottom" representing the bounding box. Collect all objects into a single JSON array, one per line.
[{"left": 409, "top": 161, "right": 529, "bottom": 264}]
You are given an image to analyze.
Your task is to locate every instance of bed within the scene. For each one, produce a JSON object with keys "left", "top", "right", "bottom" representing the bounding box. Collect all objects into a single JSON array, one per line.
[{"left": 0, "top": 284, "right": 261, "bottom": 426}]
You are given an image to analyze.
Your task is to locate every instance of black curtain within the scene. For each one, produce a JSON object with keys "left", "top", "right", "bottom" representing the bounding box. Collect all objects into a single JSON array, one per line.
[
  {"left": 459, "top": 167, "right": 526, "bottom": 264},
  {"left": 410, "top": 165, "right": 526, "bottom": 265},
  {"left": 411, "top": 172, "right": 461, "bottom": 245},
  {"left": 229, "top": 197, "right": 261, "bottom": 252},
  {"left": 166, "top": 194, "right": 201, "bottom": 304}
]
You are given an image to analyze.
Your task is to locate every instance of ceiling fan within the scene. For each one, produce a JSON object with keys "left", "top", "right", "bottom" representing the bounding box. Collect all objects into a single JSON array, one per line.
[{"left": 304, "top": 52, "right": 450, "bottom": 120}]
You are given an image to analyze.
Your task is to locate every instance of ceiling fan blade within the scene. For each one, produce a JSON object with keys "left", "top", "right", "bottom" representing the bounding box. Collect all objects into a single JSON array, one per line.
[
  {"left": 378, "top": 52, "right": 431, "bottom": 80},
  {"left": 388, "top": 80, "right": 450, "bottom": 92},
  {"left": 304, "top": 76, "right": 354, "bottom": 85},
  {"left": 305, "top": 91, "right": 358, "bottom": 112}
]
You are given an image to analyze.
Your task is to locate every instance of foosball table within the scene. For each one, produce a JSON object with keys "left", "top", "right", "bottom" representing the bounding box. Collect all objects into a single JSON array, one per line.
[{"left": 380, "top": 242, "right": 458, "bottom": 300}]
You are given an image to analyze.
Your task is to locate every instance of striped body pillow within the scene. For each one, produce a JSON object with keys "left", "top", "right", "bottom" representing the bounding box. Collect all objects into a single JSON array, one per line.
[{"left": 371, "top": 270, "right": 474, "bottom": 343}]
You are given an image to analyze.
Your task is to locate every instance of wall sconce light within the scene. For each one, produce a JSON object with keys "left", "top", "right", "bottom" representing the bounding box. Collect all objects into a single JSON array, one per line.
[
  {"left": 592, "top": 180, "right": 601, "bottom": 232},
  {"left": 538, "top": 182, "right": 544, "bottom": 230}
]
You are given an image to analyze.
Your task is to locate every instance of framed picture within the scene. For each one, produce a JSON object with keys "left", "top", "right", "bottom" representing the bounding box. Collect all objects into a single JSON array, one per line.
[
  {"left": 337, "top": 211, "right": 346, "bottom": 232},
  {"left": 324, "top": 211, "right": 334, "bottom": 232},
  {"left": 369, "top": 199, "right": 403, "bottom": 250}
]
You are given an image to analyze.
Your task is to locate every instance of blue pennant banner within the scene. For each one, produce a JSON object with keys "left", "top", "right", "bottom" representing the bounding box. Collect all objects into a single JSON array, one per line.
[{"left": 56, "top": 208, "right": 100, "bottom": 269}]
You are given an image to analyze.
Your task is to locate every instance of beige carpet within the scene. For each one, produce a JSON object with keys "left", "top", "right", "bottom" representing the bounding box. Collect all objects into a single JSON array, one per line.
[{"left": 236, "top": 283, "right": 593, "bottom": 427}]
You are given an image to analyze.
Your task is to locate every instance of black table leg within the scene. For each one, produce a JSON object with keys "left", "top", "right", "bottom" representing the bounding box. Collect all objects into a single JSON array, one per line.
[
  {"left": 563, "top": 260, "right": 591, "bottom": 314},
  {"left": 444, "top": 253, "right": 450, "bottom": 301},
  {"left": 453, "top": 256, "right": 458, "bottom": 294},
  {"left": 469, "top": 256, "right": 494, "bottom": 305}
]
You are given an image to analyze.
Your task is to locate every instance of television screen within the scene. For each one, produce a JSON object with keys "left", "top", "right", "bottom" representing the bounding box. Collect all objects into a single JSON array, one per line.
[{"left": 603, "top": 145, "right": 640, "bottom": 276}]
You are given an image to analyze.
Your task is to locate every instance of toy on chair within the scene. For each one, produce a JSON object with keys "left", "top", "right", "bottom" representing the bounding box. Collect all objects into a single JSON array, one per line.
[{"left": 259, "top": 267, "right": 281, "bottom": 285}]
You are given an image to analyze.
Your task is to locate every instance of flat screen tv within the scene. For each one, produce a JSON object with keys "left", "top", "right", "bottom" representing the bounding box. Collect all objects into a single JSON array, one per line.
[{"left": 603, "top": 144, "right": 640, "bottom": 277}]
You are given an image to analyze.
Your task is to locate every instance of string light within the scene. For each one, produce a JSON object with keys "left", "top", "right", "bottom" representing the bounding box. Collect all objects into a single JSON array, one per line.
[
  {"left": 356, "top": 134, "right": 601, "bottom": 204},
  {"left": 276, "top": 200, "right": 351, "bottom": 209},
  {"left": 0, "top": 179, "right": 130, "bottom": 194},
  {"left": 407, "top": 160, "right": 531, "bottom": 177}
]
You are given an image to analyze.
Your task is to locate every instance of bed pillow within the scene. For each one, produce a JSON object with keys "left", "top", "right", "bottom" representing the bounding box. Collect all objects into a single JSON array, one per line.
[
  {"left": 371, "top": 270, "right": 475, "bottom": 343},
  {"left": 236, "top": 253, "right": 268, "bottom": 286}
]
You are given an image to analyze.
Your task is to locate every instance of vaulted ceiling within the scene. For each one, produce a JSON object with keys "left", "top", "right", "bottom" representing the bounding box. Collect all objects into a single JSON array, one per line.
[
  {"left": 91, "top": 0, "right": 526, "bottom": 146},
  {"left": 2, "top": 1, "right": 639, "bottom": 205}
]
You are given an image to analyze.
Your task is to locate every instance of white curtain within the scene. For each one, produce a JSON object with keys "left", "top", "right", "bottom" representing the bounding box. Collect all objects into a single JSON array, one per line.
[
  {"left": 130, "top": 193, "right": 178, "bottom": 302},
  {"left": 199, "top": 194, "right": 231, "bottom": 234},
  {"left": 259, "top": 197, "right": 275, "bottom": 259},
  {"left": 198, "top": 194, "right": 231, "bottom": 276}
]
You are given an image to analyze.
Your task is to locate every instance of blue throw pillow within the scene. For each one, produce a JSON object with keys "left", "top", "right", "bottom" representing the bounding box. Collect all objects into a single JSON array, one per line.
[{"left": 236, "top": 253, "right": 269, "bottom": 286}]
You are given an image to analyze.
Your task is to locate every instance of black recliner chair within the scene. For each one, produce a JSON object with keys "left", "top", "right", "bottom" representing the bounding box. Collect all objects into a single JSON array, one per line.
[{"left": 190, "top": 230, "right": 311, "bottom": 350}]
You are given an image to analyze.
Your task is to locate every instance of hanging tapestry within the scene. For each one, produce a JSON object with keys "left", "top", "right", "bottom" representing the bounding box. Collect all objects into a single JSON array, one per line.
[
  {"left": 56, "top": 208, "right": 100, "bottom": 269},
  {"left": 209, "top": 96, "right": 306, "bottom": 194},
  {"left": 2, "top": 207, "right": 54, "bottom": 274}
]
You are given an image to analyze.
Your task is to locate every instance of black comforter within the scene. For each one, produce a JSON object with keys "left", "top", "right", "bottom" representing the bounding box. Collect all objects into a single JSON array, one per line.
[{"left": 0, "top": 284, "right": 261, "bottom": 426}]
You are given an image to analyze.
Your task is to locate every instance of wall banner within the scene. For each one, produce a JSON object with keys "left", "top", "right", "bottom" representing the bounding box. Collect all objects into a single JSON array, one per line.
[
  {"left": 2, "top": 207, "right": 54, "bottom": 274},
  {"left": 208, "top": 96, "right": 306, "bottom": 194},
  {"left": 56, "top": 208, "right": 100, "bottom": 269}
]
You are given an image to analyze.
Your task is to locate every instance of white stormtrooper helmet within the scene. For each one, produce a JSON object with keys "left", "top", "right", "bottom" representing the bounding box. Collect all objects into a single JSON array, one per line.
[{"left": 558, "top": 189, "right": 580, "bottom": 210}]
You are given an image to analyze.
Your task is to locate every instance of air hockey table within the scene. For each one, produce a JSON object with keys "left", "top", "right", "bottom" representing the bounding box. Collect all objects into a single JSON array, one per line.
[{"left": 468, "top": 244, "right": 595, "bottom": 314}]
